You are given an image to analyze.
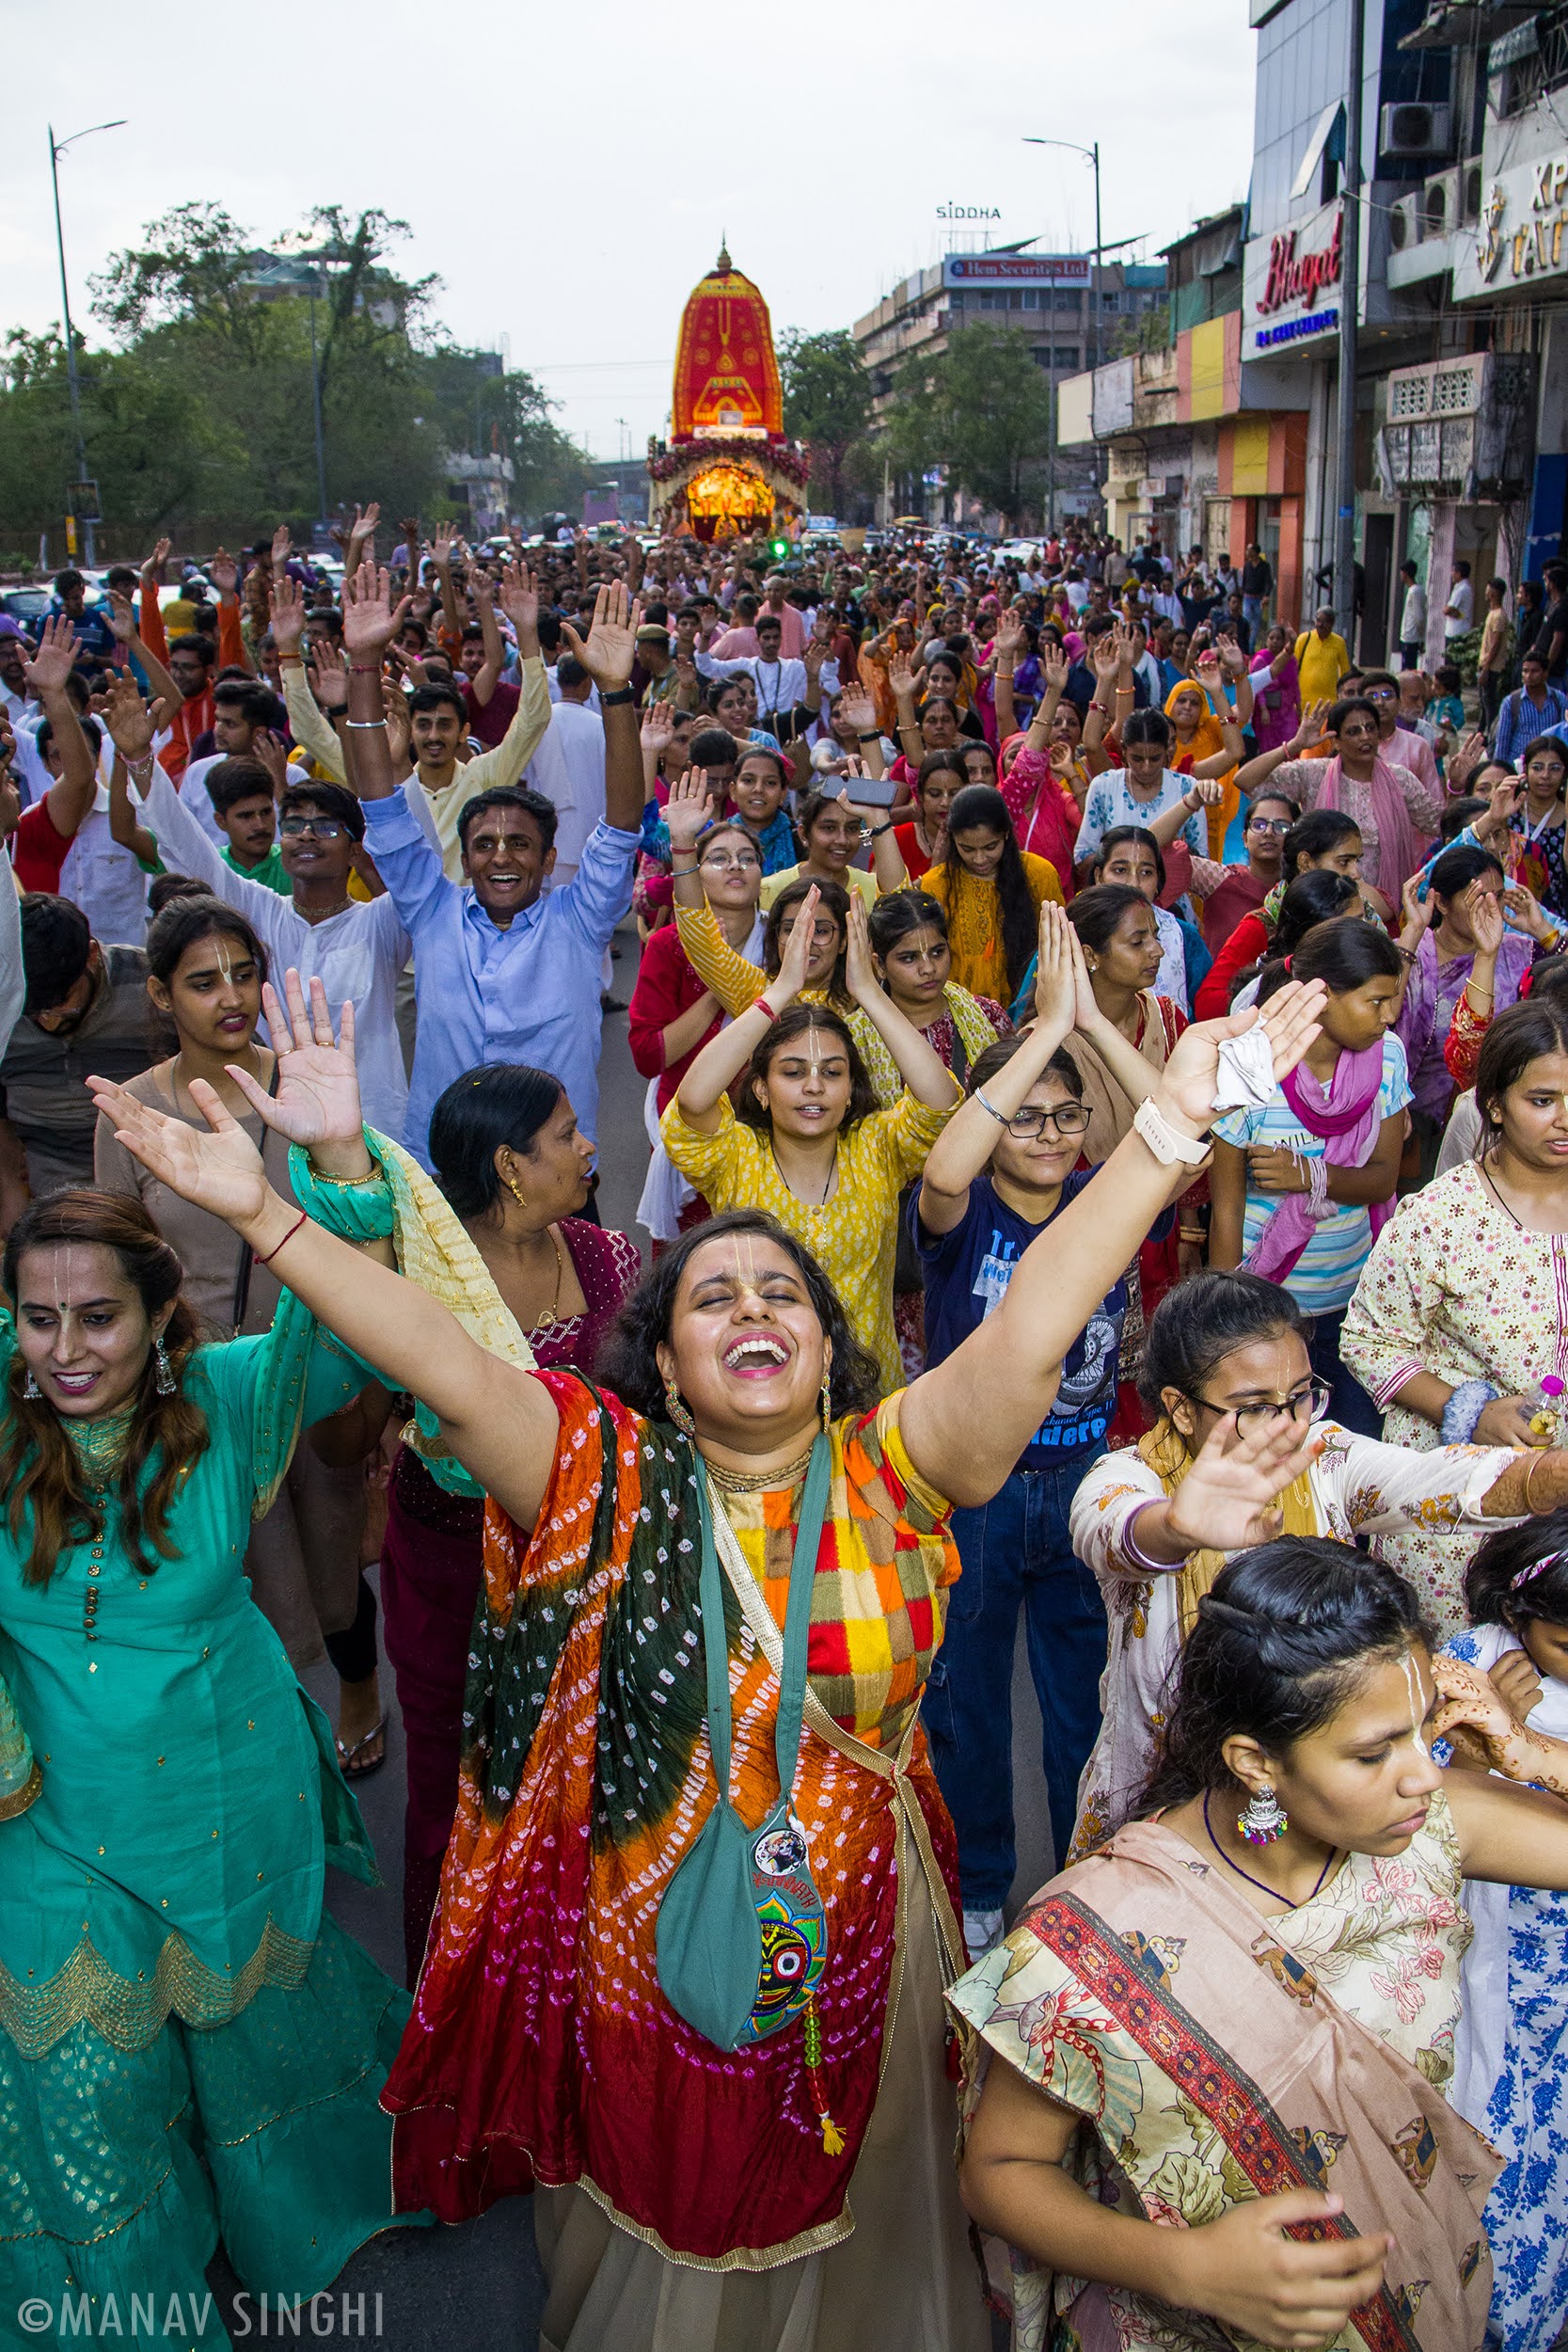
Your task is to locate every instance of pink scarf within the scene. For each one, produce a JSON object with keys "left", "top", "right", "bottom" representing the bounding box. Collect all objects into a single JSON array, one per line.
[
  {"left": 1312, "top": 752, "right": 1423, "bottom": 891},
  {"left": 1243, "top": 1041, "right": 1392, "bottom": 1284},
  {"left": 1000, "top": 737, "right": 1081, "bottom": 896}
]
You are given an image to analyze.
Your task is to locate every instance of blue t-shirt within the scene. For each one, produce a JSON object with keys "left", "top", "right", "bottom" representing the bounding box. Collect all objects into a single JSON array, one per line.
[{"left": 915, "top": 1170, "right": 1128, "bottom": 1470}]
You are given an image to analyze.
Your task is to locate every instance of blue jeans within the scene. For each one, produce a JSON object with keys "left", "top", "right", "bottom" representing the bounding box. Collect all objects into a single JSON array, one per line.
[
  {"left": 1308, "top": 1303, "right": 1382, "bottom": 1438},
  {"left": 926, "top": 1455, "right": 1109, "bottom": 1909}
]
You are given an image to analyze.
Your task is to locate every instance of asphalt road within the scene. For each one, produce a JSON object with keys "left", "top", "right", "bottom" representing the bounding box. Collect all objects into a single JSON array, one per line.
[{"left": 229, "top": 922, "right": 1048, "bottom": 2348}]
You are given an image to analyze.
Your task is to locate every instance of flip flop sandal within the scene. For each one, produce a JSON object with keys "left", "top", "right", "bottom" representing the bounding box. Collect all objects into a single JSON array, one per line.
[{"left": 335, "top": 1717, "right": 388, "bottom": 1780}]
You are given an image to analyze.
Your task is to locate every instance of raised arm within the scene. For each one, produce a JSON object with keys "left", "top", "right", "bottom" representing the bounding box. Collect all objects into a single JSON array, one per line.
[
  {"left": 468, "top": 568, "right": 505, "bottom": 707},
  {"left": 919, "top": 903, "right": 1075, "bottom": 1235},
  {"left": 841, "top": 892, "right": 958, "bottom": 1109},
  {"left": 24, "top": 620, "right": 98, "bottom": 837},
  {"left": 339, "top": 563, "right": 412, "bottom": 802},
  {"left": 898, "top": 982, "right": 1329, "bottom": 1505},
  {"left": 273, "top": 576, "right": 348, "bottom": 784},
  {"left": 137, "top": 539, "right": 171, "bottom": 664},
  {"left": 1233, "top": 702, "right": 1328, "bottom": 801},
  {"left": 561, "top": 580, "right": 645, "bottom": 834},
  {"left": 674, "top": 882, "right": 819, "bottom": 1128},
  {"left": 87, "top": 980, "right": 562, "bottom": 1528},
  {"left": 107, "top": 591, "right": 182, "bottom": 719},
  {"left": 1149, "top": 777, "right": 1223, "bottom": 850}
]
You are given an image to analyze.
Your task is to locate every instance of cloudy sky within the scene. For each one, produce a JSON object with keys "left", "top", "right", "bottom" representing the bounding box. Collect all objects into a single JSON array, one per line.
[{"left": 8, "top": 1, "right": 1258, "bottom": 463}]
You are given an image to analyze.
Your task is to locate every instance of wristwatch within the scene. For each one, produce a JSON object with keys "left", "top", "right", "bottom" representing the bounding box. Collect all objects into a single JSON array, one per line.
[
  {"left": 1132, "top": 1097, "right": 1211, "bottom": 1168},
  {"left": 600, "top": 686, "right": 636, "bottom": 707}
]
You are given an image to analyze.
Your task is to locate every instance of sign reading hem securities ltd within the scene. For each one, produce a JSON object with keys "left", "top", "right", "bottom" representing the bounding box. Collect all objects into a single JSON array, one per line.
[
  {"left": 1453, "top": 151, "right": 1568, "bottom": 302},
  {"left": 942, "top": 255, "right": 1092, "bottom": 288},
  {"left": 1241, "top": 199, "right": 1344, "bottom": 360}
]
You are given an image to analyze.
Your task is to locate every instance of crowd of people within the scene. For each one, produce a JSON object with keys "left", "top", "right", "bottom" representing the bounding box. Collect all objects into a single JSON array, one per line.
[{"left": 7, "top": 510, "right": 1568, "bottom": 2351}]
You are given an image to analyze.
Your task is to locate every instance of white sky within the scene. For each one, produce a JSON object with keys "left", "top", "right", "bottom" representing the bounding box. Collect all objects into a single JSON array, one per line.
[{"left": 7, "top": 1, "right": 1257, "bottom": 467}]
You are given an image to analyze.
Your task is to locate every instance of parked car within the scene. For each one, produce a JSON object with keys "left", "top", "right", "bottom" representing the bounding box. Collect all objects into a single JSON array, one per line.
[{"left": 0, "top": 587, "right": 51, "bottom": 630}]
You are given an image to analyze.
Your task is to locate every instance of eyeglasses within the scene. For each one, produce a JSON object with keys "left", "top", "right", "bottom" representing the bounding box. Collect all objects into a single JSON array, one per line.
[
  {"left": 699, "top": 850, "right": 762, "bottom": 872},
  {"left": 1186, "top": 1377, "right": 1332, "bottom": 1433},
  {"left": 999, "top": 1102, "right": 1090, "bottom": 1140},
  {"left": 278, "top": 816, "right": 346, "bottom": 839},
  {"left": 1246, "top": 817, "right": 1293, "bottom": 834}
]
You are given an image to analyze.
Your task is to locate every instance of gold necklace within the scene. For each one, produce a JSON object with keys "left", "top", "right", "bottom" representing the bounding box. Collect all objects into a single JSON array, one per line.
[
  {"left": 705, "top": 1440, "right": 816, "bottom": 1497},
  {"left": 527, "top": 1227, "right": 566, "bottom": 1331}
]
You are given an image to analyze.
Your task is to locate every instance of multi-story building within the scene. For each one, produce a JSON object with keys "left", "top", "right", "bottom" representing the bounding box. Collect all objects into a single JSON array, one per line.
[{"left": 851, "top": 246, "right": 1166, "bottom": 525}]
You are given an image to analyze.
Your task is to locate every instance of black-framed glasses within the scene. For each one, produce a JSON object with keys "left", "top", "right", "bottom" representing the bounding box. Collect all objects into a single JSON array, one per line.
[
  {"left": 279, "top": 816, "right": 346, "bottom": 839},
  {"left": 1002, "top": 1102, "right": 1090, "bottom": 1140},
  {"left": 1246, "top": 816, "right": 1293, "bottom": 834},
  {"left": 1187, "top": 1377, "right": 1332, "bottom": 1433}
]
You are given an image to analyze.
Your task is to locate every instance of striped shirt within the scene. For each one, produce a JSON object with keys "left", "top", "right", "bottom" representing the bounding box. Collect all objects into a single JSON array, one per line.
[{"left": 1214, "top": 1034, "right": 1412, "bottom": 1312}]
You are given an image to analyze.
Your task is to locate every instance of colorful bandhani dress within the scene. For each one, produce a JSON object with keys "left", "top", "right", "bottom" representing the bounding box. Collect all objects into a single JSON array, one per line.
[
  {"left": 1342, "top": 1160, "right": 1568, "bottom": 1637},
  {"left": 948, "top": 1805, "right": 1498, "bottom": 2352},
  {"left": 381, "top": 1371, "right": 990, "bottom": 2352},
  {"left": 0, "top": 1296, "right": 421, "bottom": 2328}
]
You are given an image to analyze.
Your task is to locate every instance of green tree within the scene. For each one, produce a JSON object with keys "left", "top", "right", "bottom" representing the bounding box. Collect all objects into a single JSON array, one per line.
[
  {"left": 778, "top": 327, "right": 872, "bottom": 516},
  {"left": 880, "top": 322, "right": 1054, "bottom": 530}
]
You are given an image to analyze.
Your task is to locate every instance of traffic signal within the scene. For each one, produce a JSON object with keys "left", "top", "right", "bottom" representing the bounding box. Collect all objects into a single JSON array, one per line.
[{"left": 768, "top": 535, "right": 790, "bottom": 561}]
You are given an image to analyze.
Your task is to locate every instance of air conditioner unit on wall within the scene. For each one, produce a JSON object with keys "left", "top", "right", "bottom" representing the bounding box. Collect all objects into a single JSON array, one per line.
[
  {"left": 1375, "top": 351, "right": 1534, "bottom": 495},
  {"left": 1421, "top": 168, "right": 1461, "bottom": 240},
  {"left": 1380, "top": 101, "right": 1453, "bottom": 158},
  {"left": 1388, "top": 192, "right": 1421, "bottom": 251}
]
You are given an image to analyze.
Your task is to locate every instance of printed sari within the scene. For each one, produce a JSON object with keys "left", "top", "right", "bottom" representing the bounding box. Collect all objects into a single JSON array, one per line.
[
  {"left": 949, "top": 1809, "right": 1499, "bottom": 2352},
  {"left": 382, "top": 1369, "right": 975, "bottom": 2279}
]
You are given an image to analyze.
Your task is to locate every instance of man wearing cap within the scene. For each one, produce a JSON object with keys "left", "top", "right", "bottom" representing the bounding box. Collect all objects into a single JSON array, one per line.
[{"left": 631, "top": 620, "right": 679, "bottom": 707}]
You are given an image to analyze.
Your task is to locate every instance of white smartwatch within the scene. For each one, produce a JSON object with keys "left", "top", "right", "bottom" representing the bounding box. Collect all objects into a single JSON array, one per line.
[{"left": 1132, "top": 1097, "right": 1211, "bottom": 1168}]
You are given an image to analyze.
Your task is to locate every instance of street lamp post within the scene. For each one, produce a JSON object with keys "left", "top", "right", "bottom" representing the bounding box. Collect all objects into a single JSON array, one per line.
[
  {"left": 48, "top": 118, "right": 127, "bottom": 567},
  {"left": 1334, "top": 0, "right": 1367, "bottom": 650},
  {"left": 1024, "top": 135, "right": 1104, "bottom": 536}
]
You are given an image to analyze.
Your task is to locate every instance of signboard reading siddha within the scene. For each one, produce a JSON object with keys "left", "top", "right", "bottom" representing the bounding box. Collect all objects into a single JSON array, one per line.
[
  {"left": 1453, "top": 152, "right": 1568, "bottom": 302},
  {"left": 937, "top": 204, "right": 1002, "bottom": 220},
  {"left": 942, "top": 254, "right": 1091, "bottom": 287}
]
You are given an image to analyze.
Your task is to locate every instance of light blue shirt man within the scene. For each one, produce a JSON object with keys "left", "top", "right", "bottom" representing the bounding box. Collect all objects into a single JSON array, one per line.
[{"left": 361, "top": 790, "right": 637, "bottom": 1168}]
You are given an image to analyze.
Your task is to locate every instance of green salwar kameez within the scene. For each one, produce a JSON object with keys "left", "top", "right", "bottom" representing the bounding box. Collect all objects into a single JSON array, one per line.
[{"left": 0, "top": 1300, "right": 422, "bottom": 2345}]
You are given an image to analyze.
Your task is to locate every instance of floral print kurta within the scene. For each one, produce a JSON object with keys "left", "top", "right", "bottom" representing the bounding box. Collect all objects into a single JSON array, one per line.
[
  {"left": 1341, "top": 1158, "right": 1568, "bottom": 1634},
  {"left": 1066, "top": 1429, "right": 1518, "bottom": 1853}
]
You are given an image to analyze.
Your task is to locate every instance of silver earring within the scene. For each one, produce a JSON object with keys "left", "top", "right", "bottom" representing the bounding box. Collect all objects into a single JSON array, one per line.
[
  {"left": 1237, "top": 1782, "right": 1288, "bottom": 1846},
  {"left": 154, "top": 1338, "right": 176, "bottom": 1397},
  {"left": 23, "top": 1370, "right": 40, "bottom": 1400}
]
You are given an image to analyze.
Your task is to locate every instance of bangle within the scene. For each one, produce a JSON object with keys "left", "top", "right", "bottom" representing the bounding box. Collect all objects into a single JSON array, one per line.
[
  {"left": 343, "top": 719, "right": 387, "bottom": 730},
  {"left": 868, "top": 819, "right": 896, "bottom": 836},
  {"left": 279, "top": 653, "right": 306, "bottom": 668},
  {"left": 856, "top": 731, "right": 880, "bottom": 742},
  {"left": 753, "top": 994, "right": 779, "bottom": 1023},
  {"left": 1526, "top": 1448, "right": 1553, "bottom": 1513},
  {"left": 254, "top": 1207, "right": 309, "bottom": 1266},
  {"left": 305, "top": 1163, "right": 385, "bottom": 1188},
  {"left": 973, "top": 1086, "right": 1014, "bottom": 1128},
  {"left": 1123, "top": 1499, "right": 1181, "bottom": 1574},
  {"left": 1440, "top": 1378, "right": 1497, "bottom": 1445},
  {"left": 1179, "top": 1226, "right": 1207, "bottom": 1244}
]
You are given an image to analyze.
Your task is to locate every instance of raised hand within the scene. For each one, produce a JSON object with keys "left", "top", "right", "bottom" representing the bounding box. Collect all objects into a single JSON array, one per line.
[
  {"left": 107, "top": 592, "right": 136, "bottom": 646},
  {"left": 1153, "top": 979, "right": 1328, "bottom": 1143},
  {"left": 251, "top": 728, "right": 289, "bottom": 800},
  {"left": 1503, "top": 881, "right": 1556, "bottom": 943},
  {"left": 87, "top": 1072, "right": 272, "bottom": 1232},
  {"left": 341, "top": 563, "right": 412, "bottom": 661},
  {"left": 1031, "top": 899, "right": 1076, "bottom": 1039},
  {"left": 100, "top": 672, "right": 160, "bottom": 765},
  {"left": 1291, "top": 699, "right": 1331, "bottom": 750},
  {"left": 208, "top": 547, "right": 239, "bottom": 599},
  {"left": 270, "top": 523, "right": 293, "bottom": 576},
  {"left": 1164, "top": 1406, "right": 1329, "bottom": 1555},
  {"left": 664, "top": 766, "right": 714, "bottom": 853},
  {"left": 992, "top": 609, "right": 1027, "bottom": 663},
  {"left": 381, "top": 680, "right": 412, "bottom": 765},
  {"left": 843, "top": 889, "right": 879, "bottom": 1004},
  {"left": 1431, "top": 1653, "right": 1568, "bottom": 1795},
  {"left": 430, "top": 521, "right": 458, "bottom": 572},
  {"left": 1185, "top": 776, "right": 1225, "bottom": 810},
  {"left": 142, "top": 536, "right": 171, "bottom": 583},
  {"left": 1091, "top": 634, "right": 1121, "bottom": 684},
  {"left": 346, "top": 500, "right": 380, "bottom": 550},
  {"left": 888, "top": 651, "right": 923, "bottom": 702},
  {"left": 836, "top": 680, "right": 879, "bottom": 737},
  {"left": 1400, "top": 870, "right": 1434, "bottom": 934},
  {"left": 23, "top": 616, "right": 81, "bottom": 697},
  {"left": 1194, "top": 648, "right": 1225, "bottom": 696},
  {"left": 771, "top": 882, "right": 820, "bottom": 1005},
  {"left": 562, "top": 580, "right": 639, "bottom": 691},
  {"left": 1467, "top": 878, "right": 1505, "bottom": 960},
  {"left": 228, "top": 971, "right": 365, "bottom": 1152},
  {"left": 641, "top": 701, "right": 674, "bottom": 761},
  {"left": 309, "top": 636, "right": 349, "bottom": 714},
  {"left": 270, "top": 573, "right": 308, "bottom": 659},
  {"left": 1041, "top": 644, "right": 1071, "bottom": 694}
]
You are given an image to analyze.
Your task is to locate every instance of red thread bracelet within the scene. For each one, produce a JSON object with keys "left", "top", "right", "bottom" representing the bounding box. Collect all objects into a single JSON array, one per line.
[
  {"left": 255, "top": 1208, "right": 309, "bottom": 1265},
  {"left": 753, "top": 994, "right": 778, "bottom": 1023}
]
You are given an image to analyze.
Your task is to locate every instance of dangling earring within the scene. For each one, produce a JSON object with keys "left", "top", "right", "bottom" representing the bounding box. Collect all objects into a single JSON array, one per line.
[
  {"left": 504, "top": 1174, "right": 528, "bottom": 1211},
  {"left": 1237, "top": 1782, "right": 1288, "bottom": 1845},
  {"left": 154, "top": 1337, "right": 176, "bottom": 1397},
  {"left": 23, "top": 1370, "right": 40, "bottom": 1400},
  {"left": 663, "top": 1375, "right": 696, "bottom": 1438},
  {"left": 820, "top": 1359, "right": 833, "bottom": 1431}
]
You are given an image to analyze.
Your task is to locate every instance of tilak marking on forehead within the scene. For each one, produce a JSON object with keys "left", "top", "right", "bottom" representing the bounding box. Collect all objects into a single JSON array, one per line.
[{"left": 1402, "top": 1650, "right": 1431, "bottom": 1757}]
